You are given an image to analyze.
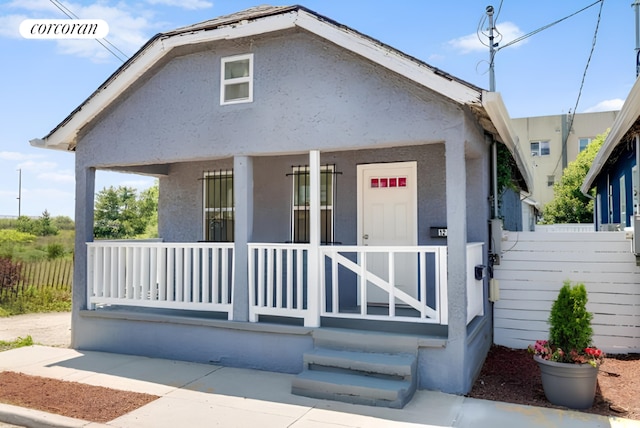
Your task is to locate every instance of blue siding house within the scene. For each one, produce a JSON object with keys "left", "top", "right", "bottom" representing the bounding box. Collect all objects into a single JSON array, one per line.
[{"left": 583, "top": 77, "right": 640, "bottom": 230}]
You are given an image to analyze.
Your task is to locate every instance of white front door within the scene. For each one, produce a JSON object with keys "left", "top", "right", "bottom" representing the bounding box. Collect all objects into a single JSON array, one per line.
[{"left": 357, "top": 162, "right": 418, "bottom": 304}]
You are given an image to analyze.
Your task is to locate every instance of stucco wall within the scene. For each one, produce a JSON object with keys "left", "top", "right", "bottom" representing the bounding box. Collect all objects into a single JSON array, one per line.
[
  {"left": 76, "top": 29, "right": 462, "bottom": 169},
  {"left": 159, "top": 145, "right": 452, "bottom": 245}
]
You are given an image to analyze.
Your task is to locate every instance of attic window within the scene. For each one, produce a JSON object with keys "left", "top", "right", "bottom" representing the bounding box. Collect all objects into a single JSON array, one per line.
[{"left": 220, "top": 54, "right": 253, "bottom": 105}]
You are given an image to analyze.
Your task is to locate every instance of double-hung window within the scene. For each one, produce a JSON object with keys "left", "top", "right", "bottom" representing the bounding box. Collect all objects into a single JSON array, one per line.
[
  {"left": 291, "top": 165, "right": 334, "bottom": 244},
  {"left": 203, "top": 170, "right": 234, "bottom": 242},
  {"left": 530, "top": 140, "right": 550, "bottom": 156},
  {"left": 220, "top": 54, "right": 253, "bottom": 105}
]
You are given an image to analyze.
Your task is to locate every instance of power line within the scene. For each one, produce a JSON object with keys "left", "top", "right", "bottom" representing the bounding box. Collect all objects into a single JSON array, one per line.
[
  {"left": 496, "top": 0, "right": 603, "bottom": 52},
  {"left": 551, "top": 0, "right": 605, "bottom": 177},
  {"left": 48, "top": 0, "right": 128, "bottom": 63}
]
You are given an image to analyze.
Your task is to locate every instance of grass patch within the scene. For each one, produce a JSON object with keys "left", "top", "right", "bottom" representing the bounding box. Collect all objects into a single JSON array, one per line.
[
  {"left": 0, "top": 287, "right": 71, "bottom": 317},
  {"left": 0, "top": 335, "right": 33, "bottom": 352}
]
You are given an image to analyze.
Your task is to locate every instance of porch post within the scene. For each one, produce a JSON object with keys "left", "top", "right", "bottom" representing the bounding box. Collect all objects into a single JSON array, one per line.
[
  {"left": 445, "top": 138, "right": 469, "bottom": 393},
  {"left": 232, "top": 155, "right": 253, "bottom": 322},
  {"left": 305, "top": 150, "right": 321, "bottom": 327},
  {"left": 72, "top": 166, "right": 95, "bottom": 346}
]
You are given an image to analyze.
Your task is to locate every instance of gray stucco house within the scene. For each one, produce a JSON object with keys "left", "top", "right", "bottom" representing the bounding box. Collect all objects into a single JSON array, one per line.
[{"left": 31, "top": 5, "right": 530, "bottom": 406}]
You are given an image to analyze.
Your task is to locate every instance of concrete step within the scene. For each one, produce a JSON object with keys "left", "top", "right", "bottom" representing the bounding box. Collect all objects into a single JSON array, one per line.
[
  {"left": 303, "top": 348, "right": 415, "bottom": 379},
  {"left": 292, "top": 347, "right": 418, "bottom": 408},
  {"left": 291, "top": 369, "right": 415, "bottom": 408}
]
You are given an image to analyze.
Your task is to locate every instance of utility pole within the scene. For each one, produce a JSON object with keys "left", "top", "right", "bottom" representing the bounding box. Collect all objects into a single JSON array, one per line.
[
  {"left": 17, "top": 169, "right": 21, "bottom": 217},
  {"left": 487, "top": 5, "right": 496, "bottom": 92},
  {"left": 634, "top": 1, "right": 640, "bottom": 77}
]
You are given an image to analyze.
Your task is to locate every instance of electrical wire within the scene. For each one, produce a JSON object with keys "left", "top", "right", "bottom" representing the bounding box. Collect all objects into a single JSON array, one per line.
[
  {"left": 48, "top": 0, "right": 128, "bottom": 63},
  {"left": 496, "top": 0, "right": 603, "bottom": 52},
  {"left": 551, "top": 0, "right": 605, "bottom": 177}
]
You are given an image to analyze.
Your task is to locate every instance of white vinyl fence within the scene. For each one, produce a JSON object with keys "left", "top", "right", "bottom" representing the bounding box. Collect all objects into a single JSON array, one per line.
[{"left": 493, "top": 231, "right": 640, "bottom": 354}]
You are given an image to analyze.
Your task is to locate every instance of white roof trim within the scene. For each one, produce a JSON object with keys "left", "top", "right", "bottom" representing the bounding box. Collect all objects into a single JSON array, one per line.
[
  {"left": 33, "top": 7, "right": 483, "bottom": 152},
  {"left": 482, "top": 91, "right": 533, "bottom": 194},
  {"left": 581, "top": 77, "right": 640, "bottom": 194}
]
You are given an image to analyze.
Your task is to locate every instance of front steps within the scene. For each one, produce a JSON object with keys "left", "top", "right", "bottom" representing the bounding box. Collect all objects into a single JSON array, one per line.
[{"left": 291, "top": 329, "right": 420, "bottom": 408}]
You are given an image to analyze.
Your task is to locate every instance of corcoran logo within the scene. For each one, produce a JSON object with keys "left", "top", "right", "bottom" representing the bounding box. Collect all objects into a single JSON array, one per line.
[{"left": 20, "top": 19, "right": 109, "bottom": 39}]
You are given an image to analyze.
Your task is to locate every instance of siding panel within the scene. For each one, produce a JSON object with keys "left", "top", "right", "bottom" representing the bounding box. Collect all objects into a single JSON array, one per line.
[{"left": 493, "top": 231, "right": 640, "bottom": 354}]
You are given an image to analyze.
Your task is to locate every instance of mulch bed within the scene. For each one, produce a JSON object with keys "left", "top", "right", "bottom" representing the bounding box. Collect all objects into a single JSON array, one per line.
[
  {"left": 467, "top": 345, "right": 640, "bottom": 421},
  {"left": 0, "top": 371, "right": 159, "bottom": 423}
]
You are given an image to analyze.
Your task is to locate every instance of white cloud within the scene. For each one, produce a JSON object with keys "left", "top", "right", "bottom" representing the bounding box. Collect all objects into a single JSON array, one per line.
[
  {"left": 447, "top": 22, "right": 525, "bottom": 54},
  {"left": 584, "top": 99, "right": 625, "bottom": 113},
  {"left": 0, "top": 151, "right": 44, "bottom": 161},
  {"left": 17, "top": 160, "right": 57, "bottom": 171},
  {"left": 0, "top": 14, "right": 28, "bottom": 38},
  {"left": 146, "top": 0, "right": 213, "bottom": 10},
  {"left": 37, "top": 171, "right": 74, "bottom": 184},
  {"left": 1, "top": 1, "right": 159, "bottom": 62}
]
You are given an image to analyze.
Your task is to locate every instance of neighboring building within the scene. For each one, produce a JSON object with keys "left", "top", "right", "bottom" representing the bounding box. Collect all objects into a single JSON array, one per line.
[
  {"left": 30, "top": 5, "right": 531, "bottom": 404},
  {"left": 582, "top": 78, "right": 640, "bottom": 231},
  {"left": 512, "top": 111, "right": 619, "bottom": 209}
]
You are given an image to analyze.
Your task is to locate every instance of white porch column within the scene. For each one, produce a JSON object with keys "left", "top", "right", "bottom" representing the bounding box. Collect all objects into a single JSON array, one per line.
[
  {"left": 233, "top": 156, "right": 253, "bottom": 322},
  {"left": 445, "top": 138, "right": 469, "bottom": 393},
  {"left": 305, "top": 150, "right": 321, "bottom": 327}
]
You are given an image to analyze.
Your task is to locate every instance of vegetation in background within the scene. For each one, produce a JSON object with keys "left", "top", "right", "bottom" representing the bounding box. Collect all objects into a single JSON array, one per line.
[
  {"left": 0, "top": 335, "right": 33, "bottom": 351},
  {"left": 540, "top": 131, "right": 607, "bottom": 224},
  {"left": 94, "top": 181, "right": 159, "bottom": 239},
  {"left": 0, "top": 287, "right": 71, "bottom": 316}
]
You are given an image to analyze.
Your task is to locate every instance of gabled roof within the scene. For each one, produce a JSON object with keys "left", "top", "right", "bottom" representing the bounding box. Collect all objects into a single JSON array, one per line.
[
  {"left": 582, "top": 77, "right": 640, "bottom": 194},
  {"left": 29, "top": 5, "right": 531, "bottom": 191}
]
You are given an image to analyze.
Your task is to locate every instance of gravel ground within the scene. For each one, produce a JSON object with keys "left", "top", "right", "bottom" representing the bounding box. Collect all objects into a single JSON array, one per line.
[{"left": 0, "top": 312, "right": 71, "bottom": 348}]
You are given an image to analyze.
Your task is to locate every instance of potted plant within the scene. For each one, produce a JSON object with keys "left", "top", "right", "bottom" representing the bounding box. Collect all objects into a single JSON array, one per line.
[{"left": 528, "top": 281, "right": 605, "bottom": 409}]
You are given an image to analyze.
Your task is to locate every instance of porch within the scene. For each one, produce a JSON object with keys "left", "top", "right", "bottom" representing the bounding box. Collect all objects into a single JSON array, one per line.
[{"left": 86, "top": 241, "right": 485, "bottom": 328}]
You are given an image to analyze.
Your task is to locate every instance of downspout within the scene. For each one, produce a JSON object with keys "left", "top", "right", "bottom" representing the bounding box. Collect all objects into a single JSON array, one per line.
[{"left": 492, "top": 139, "right": 499, "bottom": 219}]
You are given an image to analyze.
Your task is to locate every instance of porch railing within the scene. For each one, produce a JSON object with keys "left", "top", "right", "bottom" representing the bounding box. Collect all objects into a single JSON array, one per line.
[
  {"left": 87, "top": 241, "right": 484, "bottom": 327},
  {"left": 320, "top": 246, "right": 448, "bottom": 324},
  {"left": 87, "top": 242, "right": 234, "bottom": 318},
  {"left": 248, "top": 243, "right": 310, "bottom": 322}
]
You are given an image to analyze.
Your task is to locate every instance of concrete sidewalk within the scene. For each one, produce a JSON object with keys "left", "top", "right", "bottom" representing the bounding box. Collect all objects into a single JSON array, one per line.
[{"left": 0, "top": 346, "right": 638, "bottom": 428}]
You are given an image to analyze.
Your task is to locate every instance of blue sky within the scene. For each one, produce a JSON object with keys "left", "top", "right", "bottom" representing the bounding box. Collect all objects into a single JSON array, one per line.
[{"left": 0, "top": 0, "right": 633, "bottom": 219}]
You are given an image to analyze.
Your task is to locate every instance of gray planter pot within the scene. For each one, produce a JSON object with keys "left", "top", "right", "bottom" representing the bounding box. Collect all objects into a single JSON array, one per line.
[{"left": 534, "top": 355, "right": 599, "bottom": 409}]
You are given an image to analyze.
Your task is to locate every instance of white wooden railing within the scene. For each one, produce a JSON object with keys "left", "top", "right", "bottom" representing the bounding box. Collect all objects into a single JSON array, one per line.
[
  {"left": 87, "top": 242, "right": 234, "bottom": 318},
  {"left": 320, "top": 246, "right": 448, "bottom": 324},
  {"left": 466, "top": 242, "right": 484, "bottom": 324},
  {"left": 248, "top": 243, "right": 310, "bottom": 322},
  {"left": 88, "top": 241, "right": 485, "bottom": 328}
]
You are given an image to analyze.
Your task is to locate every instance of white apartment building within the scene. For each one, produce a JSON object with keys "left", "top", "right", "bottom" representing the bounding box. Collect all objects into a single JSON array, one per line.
[{"left": 512, "top": 110, "right": 619, "bottom": 208}]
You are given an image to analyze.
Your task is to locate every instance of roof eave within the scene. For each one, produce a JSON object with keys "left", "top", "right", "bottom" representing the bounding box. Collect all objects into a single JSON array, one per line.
[
  {"left": 581, "top": 77, "right": 640, "bottom": 194},
  {"left": 482, "top": 91, "right": 533, "bottom": 194}
]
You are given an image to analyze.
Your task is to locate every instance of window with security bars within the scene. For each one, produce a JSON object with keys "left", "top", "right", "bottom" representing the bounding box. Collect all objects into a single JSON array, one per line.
[
  {"left": 203, "top": 170, "right": 234, "bottom": 242},
  {"left": 291, "top": 165, "right": 335, "bottom": 244}
]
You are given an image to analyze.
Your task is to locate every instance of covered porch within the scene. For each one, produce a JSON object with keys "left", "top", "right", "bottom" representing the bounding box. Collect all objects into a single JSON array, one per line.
[{"left": 82, "top": 147, "right": 486, "bottom": 331}]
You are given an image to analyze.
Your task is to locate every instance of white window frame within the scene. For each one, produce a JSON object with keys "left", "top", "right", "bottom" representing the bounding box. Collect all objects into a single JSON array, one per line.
[
  {"left": 530, "top": 140, "right": 550, "bottom": 157},
  {"left": 220, "top": 53, "right": 254, "bottom": 105}
]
